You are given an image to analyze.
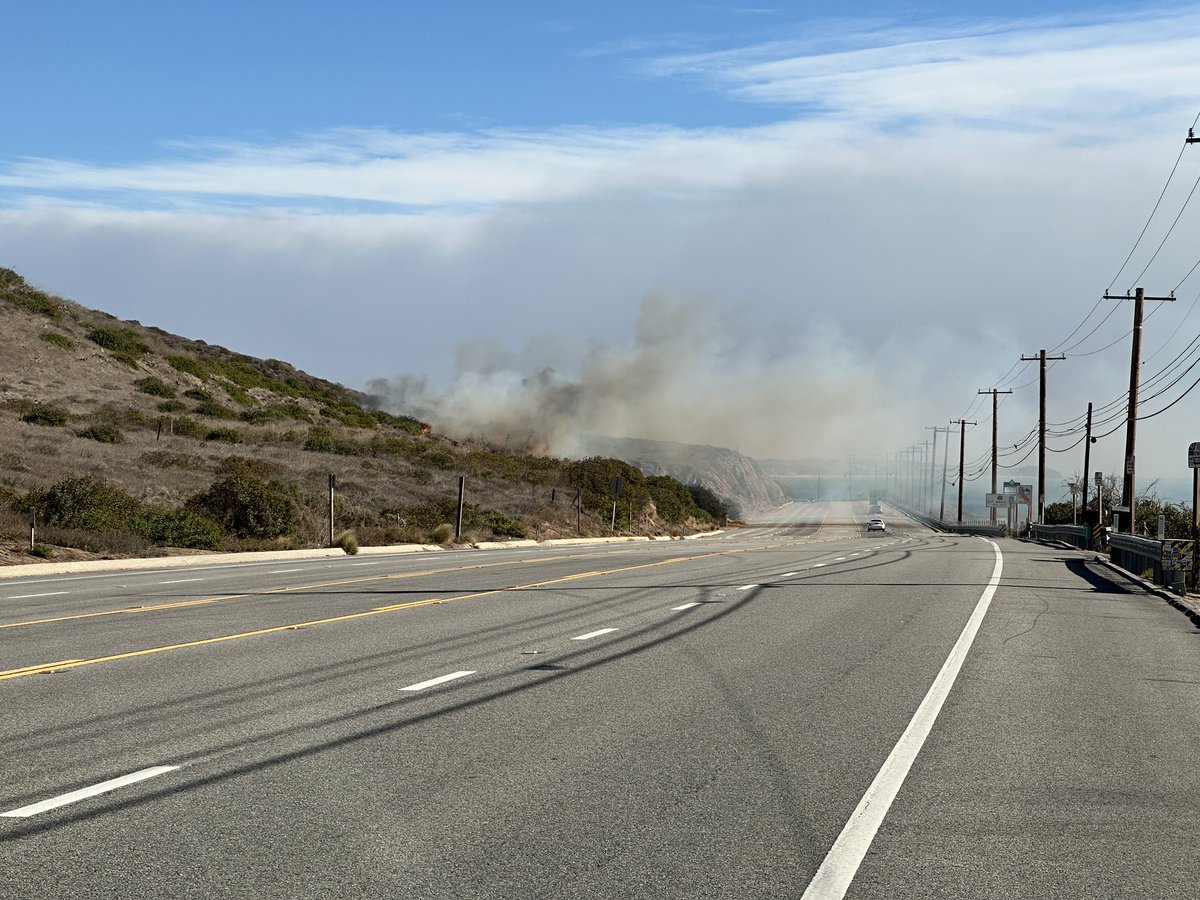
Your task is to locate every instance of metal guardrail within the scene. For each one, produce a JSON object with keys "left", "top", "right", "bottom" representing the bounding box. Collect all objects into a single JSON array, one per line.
[
  {"left": 1108, "top": 532, "right": 1166, "bottom": 586},
  {"left": 886, "top": 501, "right": 1004, "bottom": 536},
  {"left": 1106, "top": 532, "right": 1196, "bottom": 593},
  {"left": 1029, "top": 524, "right": 1090, "bottom": 549}
]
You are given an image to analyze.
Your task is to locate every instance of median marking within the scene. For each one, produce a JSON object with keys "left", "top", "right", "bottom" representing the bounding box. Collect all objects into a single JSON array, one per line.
[
  {"left": 401, "top": 671, "right": 476, "bottom": 692},
  {"left": 0, "top": 548, "right": 752, "bottom": 681},
  {"left": 801, "top": 538, "right": 1004, "bottom": 900},
  {"left": 1, "top": 765, "right": 179, "bottom": 818},
  {"left": 571, "top": 628, "right": 618, "bottom": 641}
]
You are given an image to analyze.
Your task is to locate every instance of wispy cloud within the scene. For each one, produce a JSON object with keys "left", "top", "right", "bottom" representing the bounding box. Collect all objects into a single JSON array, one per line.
[{"left": 0, "top": 8, "right": 1196, "bottom": 216}]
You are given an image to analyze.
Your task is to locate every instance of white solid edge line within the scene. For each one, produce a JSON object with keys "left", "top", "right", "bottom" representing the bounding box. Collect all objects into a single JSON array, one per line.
[
  {"left": 1, "top": 765, "right": 180, "bottom": 818},
  {"left": 800, "top": 537, "right": 1004, "bottom": 900},
  {"left": 401, "top": 670, "right": 476, "bottom": 692},
  {"left": 671, "top": 602, "right": 701, "bottom": 610},
  {"left": 571, "top": 628, "right": 618, "bottom": 641}
]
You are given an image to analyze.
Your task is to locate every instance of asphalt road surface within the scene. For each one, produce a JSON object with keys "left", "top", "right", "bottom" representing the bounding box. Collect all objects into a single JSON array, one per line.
[{"left": 1, "top": 501, "right": 1198, "bottom": 898}]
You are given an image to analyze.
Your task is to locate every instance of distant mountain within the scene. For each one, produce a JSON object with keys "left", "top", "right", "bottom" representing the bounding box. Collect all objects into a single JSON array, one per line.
[{"left": 577, "top": 435, "right": 787, "bottom": 517}]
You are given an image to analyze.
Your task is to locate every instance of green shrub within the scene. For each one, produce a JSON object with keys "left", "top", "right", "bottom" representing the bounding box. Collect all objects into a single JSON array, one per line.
[
  {"left": 42, "top": 476, "right": 141, "bottom": 532},
  {"left": 687, "top": 484, "right": 730, "bottom": 521},
  {"left": 157, "top": 400, "right": 187, "bottom": 413},
  {"left": 240, "top": 401, "right": 311, "bottom": 425},
  {"left": 166, "top": 355, "right": 210, "bottom": 380},
  {"left": 320, "top": 401, "right": 380, "bottom": 429},
  {"left": 40, "top": 332, "right": 76, "bottom": 350},
  {"left": 205, "top": 427, "right": 242, "bottom": 444},
  {"left": 187, "top": 471, "right": 299, "bottom": 538},
  {"left": 194, "top": 398, "right": 238, "bottom": 419},
  {"left": 432, "top": 523, "right": 454, "bottom": 544},
  {"left": 28, "top": 544, "right": 54, "bottom": 559},
  {"left": 87, "top": 327, "right": 150, "bottom": 367},
  {"left": 645, "top": 475, "right": 705, "bottom": 524},
  {"left": 219, "top": 455, "right": 281, "bottom": 480},
  {"left": 22, "top": 404, "right": 68, "bottom": 426},
  {"left": 171, "top": 416, "right": 207, "bottom": 438},
  {"left": 134, "top": 376, "right": 176, "bottom": 398},
  {"left": 137, "top": 508, "right": 222, "bottom": 550},
  {"left": 473, "top": 508, "right": 528, "bottom": 538},
  {"left": 335, "top": 530, "right": 359, "bottom": 554},
  {"left": 303, "top": 426, "right": 363, "bottom": 455},
  {"left": 1, "top": 269, "right": 63, "bottom": 319},
  {"left": 220, "top": 382, "right": 254, "bottom": 405},
  {"left": 183, "top": 388, "right": 213, "bottom": 402},
  {"left": 80, "top": 424, "right": 126, "bottom": 444}
]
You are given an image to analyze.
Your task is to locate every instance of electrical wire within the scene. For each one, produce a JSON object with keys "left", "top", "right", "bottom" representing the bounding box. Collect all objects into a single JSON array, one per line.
[{"left": 1107, "top": 111, "right": 1200, "bottom": 293}]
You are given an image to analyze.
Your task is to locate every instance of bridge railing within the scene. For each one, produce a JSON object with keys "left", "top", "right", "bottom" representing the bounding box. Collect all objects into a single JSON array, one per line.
[
  {"left": 1106, "top": 532, "right": 1196, "bottom": 593},
  {"left": 1029, "top": 523, "right": 1090, "bottom": 549}
]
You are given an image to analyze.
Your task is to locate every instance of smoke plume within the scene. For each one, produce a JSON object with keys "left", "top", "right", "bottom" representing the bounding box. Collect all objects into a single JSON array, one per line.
[{"left": 367, "top": 292, "right": 947, "bottom": 461}]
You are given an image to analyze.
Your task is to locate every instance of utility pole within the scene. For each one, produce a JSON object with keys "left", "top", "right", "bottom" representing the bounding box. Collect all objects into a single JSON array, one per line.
[
  {"left": 977, "top": 388, "right": 1013, "bottom": 523},
  {"left": 940, "top": 425, "right": 957, "bottom": 522},
  {"left": 1081, "top": 402, "right": 1093, "bottom": 544},
  {"left": 919, "top": 440, "right": 931, "bottom": 512},
  {"left": 1020, "top": 350, "right": 1066, "bottom": 524},
  {"left": 927, "top": 426, "right": 948, "bottom": 516},
  {"left": 954, "top": 419, "right": 976, "bottom": 523},
  {"left": 1102, "top": 288, "right": 1175, "bottom": 533}
]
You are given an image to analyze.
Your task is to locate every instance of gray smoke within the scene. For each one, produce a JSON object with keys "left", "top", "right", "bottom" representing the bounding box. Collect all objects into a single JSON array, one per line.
[{"left": 366, "top": 291, "right": 950, "bottom": 460}]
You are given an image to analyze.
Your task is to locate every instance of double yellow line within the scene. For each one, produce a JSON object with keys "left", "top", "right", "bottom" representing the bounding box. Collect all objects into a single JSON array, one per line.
[{"left": 0, "top": 548, "right": 747, "bottom": 682}]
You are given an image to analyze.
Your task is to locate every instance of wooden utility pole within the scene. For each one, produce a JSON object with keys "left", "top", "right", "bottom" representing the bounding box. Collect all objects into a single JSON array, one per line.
[
  {"left": 940, "top": 425, "right": 956, "bottom": 521},
  {"left": 1020, "top": 350, "right": 1066, "bottom": 524},
  {"left": 954, "top": 419, "right": 976, "bottom": 522},
  {"left": 926, "top": 426, "right": 944, "bottom": 515},
  {"left": 978, "top": 388, "right": 1013, "bottom": 523},
  {"left": 1103, "top": 288, "right": 1175, "bottom": 533},
  {"left": 1081, "top": 402, "right": 1093, "bottom": 544},
  {"left": 328, "top": 473, "right": 336, "bottom": 547}
]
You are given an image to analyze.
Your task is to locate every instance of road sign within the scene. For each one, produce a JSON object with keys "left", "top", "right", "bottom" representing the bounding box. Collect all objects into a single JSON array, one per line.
[
  {"left": 1190, "top": 443, "right": 1200, "bottom": 468},
  {"left": 1163, "top": 540, "right": 1194, "bottom": 572},
  {"left": 1095, "top": 471, "right": 1103, "bottom": 485},
  {"left": 610, "top": 475, "right": 624, "bottom": 499},
  {"left": 1003, "top": 480, "right": 1020, "bottom": 495},
  {"left": 985, "top": 493, "right": 1009, "bottom": 508}
]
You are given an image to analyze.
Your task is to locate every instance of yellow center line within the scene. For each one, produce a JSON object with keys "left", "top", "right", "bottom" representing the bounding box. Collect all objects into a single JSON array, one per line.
[
  {"left": 0, "top": 547, "right": 750, "bottom": 681},
  {"left": 0, "top": 553, "right": 594, "bottom": 632}
]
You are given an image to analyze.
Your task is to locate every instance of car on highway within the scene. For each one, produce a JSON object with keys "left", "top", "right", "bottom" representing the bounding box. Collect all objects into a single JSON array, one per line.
[{"left": 866, "top": 517, "right": 886, "bottom": 532}]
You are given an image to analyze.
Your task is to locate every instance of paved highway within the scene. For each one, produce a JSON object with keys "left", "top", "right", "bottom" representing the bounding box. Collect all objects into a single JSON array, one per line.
[{"left": 1, "top": 501, "right": 1197, "bottom": 898}]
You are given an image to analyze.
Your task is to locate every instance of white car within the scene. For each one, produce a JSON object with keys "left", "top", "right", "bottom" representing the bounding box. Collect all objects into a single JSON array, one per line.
[{"left": 866, "top": 518, "right": 886, "bottom": 532}]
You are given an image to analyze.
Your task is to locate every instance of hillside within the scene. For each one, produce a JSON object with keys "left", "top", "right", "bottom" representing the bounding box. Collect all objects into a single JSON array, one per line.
[
  {"left": 0, "top": 268, "right": 722, "bottom": 563},
  {"left": 577, "top": 435, "right": 787, "bottom": 517}
]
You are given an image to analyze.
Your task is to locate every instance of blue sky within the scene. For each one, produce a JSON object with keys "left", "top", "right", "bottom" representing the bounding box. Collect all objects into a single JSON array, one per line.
[{"left": 4, "top": 1, "right": 1200, "bottom": 485}]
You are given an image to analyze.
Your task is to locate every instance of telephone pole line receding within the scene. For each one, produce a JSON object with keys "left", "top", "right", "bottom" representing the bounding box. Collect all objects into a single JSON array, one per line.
[
  {"left": 1103, "top": 288, "right": 1175, "bottom": 532},
  {"left": 977, "top": 388, "right": 1013, "bottom": 523},
  {"left": 1020, "top": 350, "right": 1066, "bottom": 524},
  {"left": 953, "top": 419, "right": 976, "bottom": 523},
  {"left": 925, "top": 426, "right": 945, "bottom": 515}
]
